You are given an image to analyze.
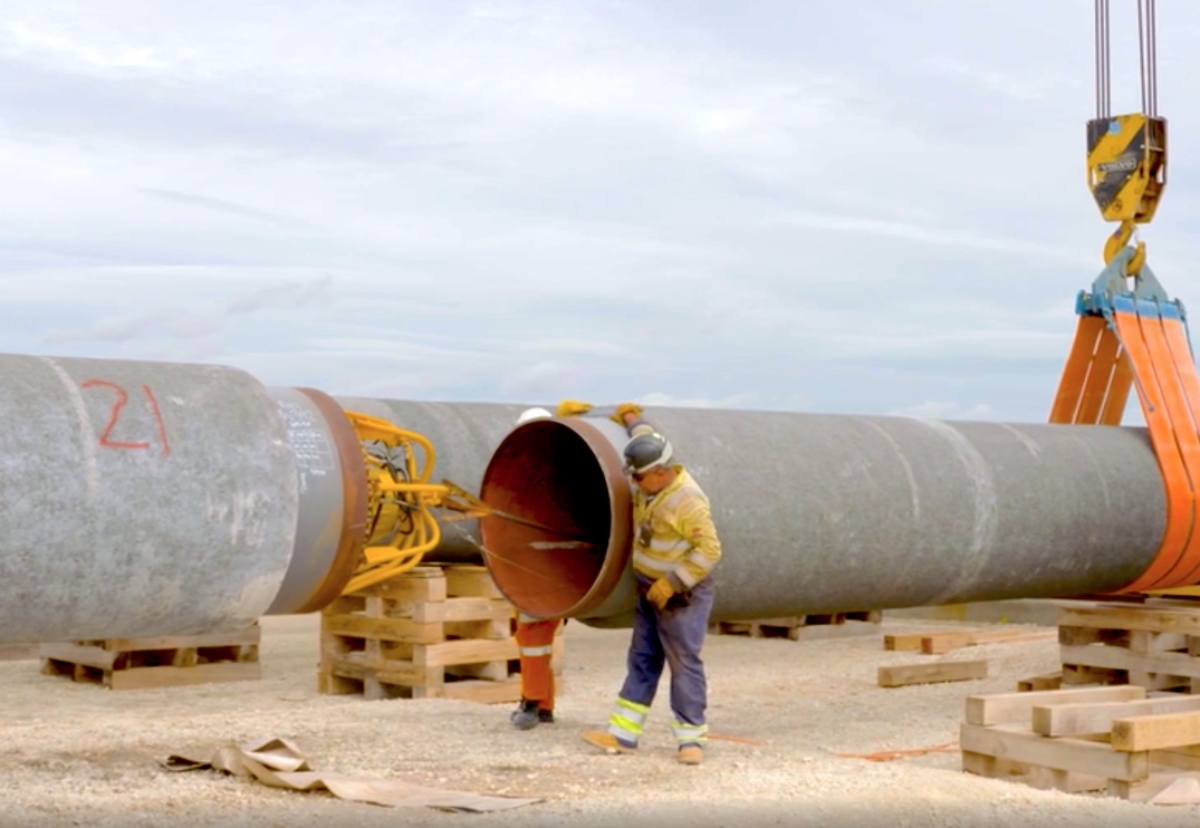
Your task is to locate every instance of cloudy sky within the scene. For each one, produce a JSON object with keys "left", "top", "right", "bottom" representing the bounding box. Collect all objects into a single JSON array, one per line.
[{"left": 3, "top": 0, "right": 1199, "bottom": 424}]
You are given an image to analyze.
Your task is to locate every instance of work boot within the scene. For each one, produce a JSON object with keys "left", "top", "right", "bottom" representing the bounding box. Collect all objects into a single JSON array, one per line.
[
  {"left": 677, "top": 744, "right": 704, "bottom": 765},
  {"left": 537, "top": 708, "right": 555, "bottom": 724},
  {"left": 510, "top": 699, "right": 541, "bottom": 730},
  {"left": 581, "top": 730, "right": 637, "bottom": 754}
]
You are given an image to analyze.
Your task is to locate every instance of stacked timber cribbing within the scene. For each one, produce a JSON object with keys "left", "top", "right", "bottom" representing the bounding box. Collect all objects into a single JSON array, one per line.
[{"left": 318, "top": 564, "right": 565, "bottom": 702}]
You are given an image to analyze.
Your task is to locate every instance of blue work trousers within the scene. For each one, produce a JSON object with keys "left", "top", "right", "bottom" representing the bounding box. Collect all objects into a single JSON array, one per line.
[{"left": 617, "top": 575, "right": 715, "bottom": 730}]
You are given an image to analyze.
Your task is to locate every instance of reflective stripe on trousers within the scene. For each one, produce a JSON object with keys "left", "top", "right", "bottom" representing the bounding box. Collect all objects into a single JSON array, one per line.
[
  {"left": 605, "top": 575, "right": 715, "bottom": 747},
  {"left": 672, "top": 720, "right": 709, "bottom": 744},
  {"left": 515, "top": 617, "right": 561, "bottom": 709},
  {"left": 607, "top": 697, "right": 650, "bottom": 745}
]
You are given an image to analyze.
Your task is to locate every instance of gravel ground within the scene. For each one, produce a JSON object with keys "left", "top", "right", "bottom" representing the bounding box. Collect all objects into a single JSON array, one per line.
[{"left": 1, "top": 613, "right": 1196, "bottom": 828}]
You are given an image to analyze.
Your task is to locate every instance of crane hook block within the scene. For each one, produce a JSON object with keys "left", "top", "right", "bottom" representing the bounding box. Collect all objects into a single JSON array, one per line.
[{"left": 1087, "top": 113, "right": 1168, "bottom": 226}]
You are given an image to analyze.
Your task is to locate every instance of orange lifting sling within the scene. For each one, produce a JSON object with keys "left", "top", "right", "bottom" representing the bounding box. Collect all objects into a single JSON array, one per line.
[
  {"left": 1054, "top": 1, "right": 1194, "bottom": 593},
  {"left": 1051, "top": 247, "right": 1200, "bottom": 592}
]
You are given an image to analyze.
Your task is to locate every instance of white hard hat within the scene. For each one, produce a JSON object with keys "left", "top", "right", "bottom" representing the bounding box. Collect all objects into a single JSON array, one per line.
[{"left": 516, "top": 407, "right": 553, "bottom": 425}]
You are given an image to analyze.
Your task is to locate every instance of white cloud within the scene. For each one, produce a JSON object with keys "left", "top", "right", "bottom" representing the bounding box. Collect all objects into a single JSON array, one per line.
[
  {"left": 0, "top": 0, "right": 1198, "bottom": 429},
  {"left": 4, "top": 20, "right": 171, "bottom": 71}
]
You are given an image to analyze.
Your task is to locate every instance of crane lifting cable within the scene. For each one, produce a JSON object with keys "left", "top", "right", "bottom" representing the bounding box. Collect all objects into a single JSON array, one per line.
[{"left": 1053, "top": 2, "right": 1200, "bottom": 593}]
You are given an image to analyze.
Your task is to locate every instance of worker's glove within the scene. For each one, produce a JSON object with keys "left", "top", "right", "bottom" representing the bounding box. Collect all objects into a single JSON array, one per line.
[
  {"left": 556, "top": 400, "right": 593, "bottom": 418},
  {"left": 611, "top": 402, "right": 643, "bottom": 426},
  {"left": 646, "top": 576, "right": 676, "bottom": 611}
]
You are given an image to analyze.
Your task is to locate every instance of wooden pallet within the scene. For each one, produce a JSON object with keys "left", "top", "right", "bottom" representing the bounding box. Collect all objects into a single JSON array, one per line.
[
  {"left": 1059, "top": 601, "right": 1200, "bottom": 694},
  {"left": 39, "top": 625, "right": 261, "bottom": 690},
  {"left": 961, "top": 684, "right": 1200, "bottom": 802},
  {"left": 318, "top": 564, "right": 564, "bottom": 703},
  {"left": 709, "top": 610, "right": 881, "bottom": 641}
]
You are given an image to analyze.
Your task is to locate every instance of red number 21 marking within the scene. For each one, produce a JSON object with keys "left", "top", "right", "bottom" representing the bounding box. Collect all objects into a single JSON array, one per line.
[{"left": 81, "top": 379, "right": 172, "bottom": 457}]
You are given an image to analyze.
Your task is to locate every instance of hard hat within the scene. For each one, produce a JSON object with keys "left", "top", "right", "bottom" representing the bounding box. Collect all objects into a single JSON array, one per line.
[
  {"left": 516, "top": 407, "right": 553, "bottom": 425},
  {"left": 623, "top": 431, "right": 673, "bottom": 476}
]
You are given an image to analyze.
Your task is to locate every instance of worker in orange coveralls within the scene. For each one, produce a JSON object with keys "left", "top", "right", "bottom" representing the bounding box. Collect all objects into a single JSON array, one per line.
[
  {"left": 510, "top": 609, "right": 562, "bottom": 729},
  {"left": 508, "top": 406, "right": 563, "bottom": 730}
]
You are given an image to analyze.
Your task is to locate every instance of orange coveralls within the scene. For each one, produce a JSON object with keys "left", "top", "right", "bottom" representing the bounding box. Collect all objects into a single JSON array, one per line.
[{"left": 515, "top": 613, "right": 562, "bottom": 711}]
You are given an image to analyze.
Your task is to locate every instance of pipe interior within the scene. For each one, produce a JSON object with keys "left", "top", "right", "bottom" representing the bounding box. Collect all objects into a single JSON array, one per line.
[{"left": 479, "top": 420, "right": 612, "bottom": 617}]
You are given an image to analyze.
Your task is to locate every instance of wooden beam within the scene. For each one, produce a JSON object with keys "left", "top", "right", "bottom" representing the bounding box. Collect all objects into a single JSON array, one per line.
[
  {"left": 38, "top": 643, "right": 116, "bottom": 670},
  {"left": 965, "top": 685, "right": 1145, "bottom": 726},
  {"left": 884, "top": 630, "right": 961, "bottom": 651},
  {"left": 412, "top": 637, "right": 517, "bottom": 668},
  {"left": 1033, "top": 694, "right": 1200, "bottom": 737},
  {"left": 323, "top": 614, "right": 444, "bottom": 644},
  {"left": 1061, "top": 643, "right": 1200, "bottom": 679},
  {"left": 1059, "top": 604, "right": 1200, "bottom": 635},
  {"left": 444, "top": 566, "right": 503, "bottom": 598},
  {"left": 877, "top": 660, "right": 987, "bottom": 688},
  {"left": 101, "top": 626, "right": 260, "bottom": 651},
  {"left": 921, "top": 630, "right": 1057, "bottom": 655},
  {"left": 1017, "top": 672, "right": 1063, "bottom": 692},
  {"left": 1112, "top": 710, "right": 1200, "bottom": 752}
]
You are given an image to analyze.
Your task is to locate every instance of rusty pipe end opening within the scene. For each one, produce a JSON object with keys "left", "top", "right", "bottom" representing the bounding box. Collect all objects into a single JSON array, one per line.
[{"left": 480, "top": 418, "right": 632, "bottom": 619}]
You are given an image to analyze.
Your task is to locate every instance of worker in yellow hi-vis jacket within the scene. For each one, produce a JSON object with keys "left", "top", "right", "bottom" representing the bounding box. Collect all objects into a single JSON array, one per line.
[{"left": 564, "top": 401, "right": 723, "bottom": 766}]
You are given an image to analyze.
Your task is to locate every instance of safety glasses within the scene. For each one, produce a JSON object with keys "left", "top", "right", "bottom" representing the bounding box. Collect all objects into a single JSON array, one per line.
[{"left": 630, "top": 466, "right": 659, "bottom": 483}]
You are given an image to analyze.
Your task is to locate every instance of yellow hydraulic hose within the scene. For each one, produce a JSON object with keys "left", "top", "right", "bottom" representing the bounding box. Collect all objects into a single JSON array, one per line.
[{"left": 340, "top": 410, "right": 490, "bottom": 594}]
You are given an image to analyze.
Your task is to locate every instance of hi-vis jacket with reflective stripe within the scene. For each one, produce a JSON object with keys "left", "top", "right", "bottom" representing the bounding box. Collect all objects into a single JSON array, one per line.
[{"left": 627, "top": 422, "right": 722, "bottom": 591}]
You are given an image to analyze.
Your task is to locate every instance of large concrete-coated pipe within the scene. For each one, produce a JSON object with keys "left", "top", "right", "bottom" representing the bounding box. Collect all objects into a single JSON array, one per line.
[
  {"left": 478, "top": 411, "right": 1167, "bottom": 627},
  {"left": 336, "top": 397, "right": 533, "bottom": 561},
  {"left": 0, "top": 353, "right": 372, "bottom": 643}
]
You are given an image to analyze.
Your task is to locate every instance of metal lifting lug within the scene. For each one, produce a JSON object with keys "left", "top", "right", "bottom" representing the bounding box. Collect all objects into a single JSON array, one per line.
[{"left": 1086, "top": 244, "right": 1171, "bottom": 318}]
